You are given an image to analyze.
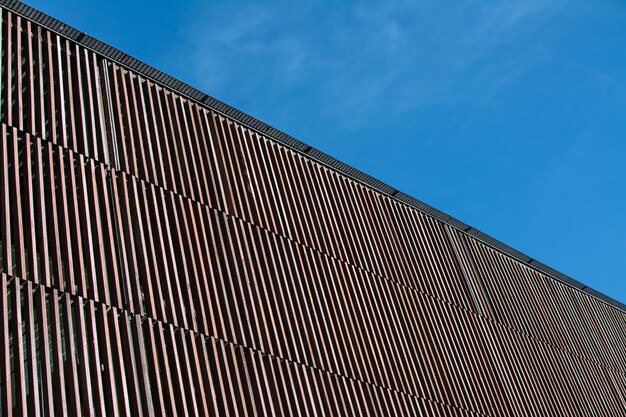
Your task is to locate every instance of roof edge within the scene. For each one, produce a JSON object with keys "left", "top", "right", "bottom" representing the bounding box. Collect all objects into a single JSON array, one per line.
[{"left": 3, "top": 0, "right": 624, "bottom": 313}]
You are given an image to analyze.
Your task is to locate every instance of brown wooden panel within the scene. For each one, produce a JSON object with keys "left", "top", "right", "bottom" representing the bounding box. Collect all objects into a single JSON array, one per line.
[{"left": 0, "top": 5, "right": 624, "bottom": 417}]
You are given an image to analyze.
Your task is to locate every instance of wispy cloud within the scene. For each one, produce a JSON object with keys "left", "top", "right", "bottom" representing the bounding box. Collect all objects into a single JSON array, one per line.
[{"left": 179, "top": 1, "right": 563, "bottom": 127}]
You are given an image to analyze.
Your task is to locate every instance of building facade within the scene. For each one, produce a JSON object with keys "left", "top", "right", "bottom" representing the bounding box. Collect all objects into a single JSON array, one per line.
[{"left": 0, "top": 1, "right": 625, "bottom": 416}]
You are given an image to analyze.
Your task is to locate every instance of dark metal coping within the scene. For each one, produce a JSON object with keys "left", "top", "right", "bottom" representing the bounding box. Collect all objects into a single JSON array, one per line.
[{"left": 2, "top": 0, "right": 624, "bottom": 313}]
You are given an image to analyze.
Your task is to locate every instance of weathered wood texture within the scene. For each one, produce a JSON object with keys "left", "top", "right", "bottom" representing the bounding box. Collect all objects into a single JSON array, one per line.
[{"left": 0, "top": 7, "right": 624, "bottom": 417}]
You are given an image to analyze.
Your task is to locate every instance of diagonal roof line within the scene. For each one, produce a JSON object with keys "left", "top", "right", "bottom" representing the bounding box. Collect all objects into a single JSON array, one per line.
[{"left": 2, "top": 0, "right": 624, "bottom": 313}]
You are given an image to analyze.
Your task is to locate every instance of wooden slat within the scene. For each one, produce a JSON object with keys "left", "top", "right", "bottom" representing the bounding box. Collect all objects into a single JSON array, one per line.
[
  {"left": 10, "top": 278, "right": 26, "bottom": 415},
  {"left": 0, "top": 273, "right": 12, "bottom": 417},
  {"left": 49, "top": 289, "right": 69, "bottom": 416},
  {"left": 22, "top": 281, "right": 41, "bottom": 416}
]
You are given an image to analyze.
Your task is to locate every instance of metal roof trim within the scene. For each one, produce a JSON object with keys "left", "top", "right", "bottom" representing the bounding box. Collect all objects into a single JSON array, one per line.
[{"left": 2, "top": 0, "right": 623, "bottom": 313}]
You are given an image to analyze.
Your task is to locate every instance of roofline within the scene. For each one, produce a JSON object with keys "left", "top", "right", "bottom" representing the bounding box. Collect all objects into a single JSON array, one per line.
[{"left": 2, "top": 0, "right": 624, "bottom": 313}]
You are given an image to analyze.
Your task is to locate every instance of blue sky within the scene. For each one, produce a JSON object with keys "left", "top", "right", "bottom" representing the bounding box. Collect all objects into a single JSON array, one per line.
[{"left": 29, "top": 1, "right": 626, "bottom": 304}]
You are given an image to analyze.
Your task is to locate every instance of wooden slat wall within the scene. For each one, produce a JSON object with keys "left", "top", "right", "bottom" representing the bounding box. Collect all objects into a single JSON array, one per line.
[{"left": 0, "top": 7, "right": 624, "bottom": 417}]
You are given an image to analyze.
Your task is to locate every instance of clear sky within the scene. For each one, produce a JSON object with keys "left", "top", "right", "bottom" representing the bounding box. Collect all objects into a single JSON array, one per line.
[{"left": 27, "top": 0, "right": 626, "bottom": 305}]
